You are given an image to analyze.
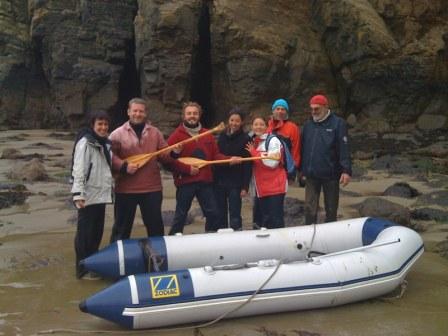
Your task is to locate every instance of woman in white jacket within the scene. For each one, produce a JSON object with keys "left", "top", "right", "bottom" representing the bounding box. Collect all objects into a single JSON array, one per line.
[{"left": 71, "top": 111, "right": 113, "bottom": 280}]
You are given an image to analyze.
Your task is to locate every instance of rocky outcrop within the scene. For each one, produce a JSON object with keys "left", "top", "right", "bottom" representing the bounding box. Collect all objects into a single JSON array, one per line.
[
  {"left": 314, "top": 0, "right": 448, "bottom": 130},
  {"left": 0, "top": 183, "right": 29, "bottom": 209},
  {"left": 383, "top": 182, "right": 420, "bottom": 198},
  {"left": 8, "top": 158, "right": 49, "bottom": 181},
  {"left": 0, "top": 0, "right": 447, "bottom": 132},
  {"left": 354, "top": 197, "right": 411, "bottom": 226},
  {"left": 134, "top": 0, "right": 201, "bottom": 133},
  {"left": 209, "top": 0, "right": 337, "bottom": 124},
  {"left": 1, "top": 0, "right": 137, "bottom": 129}
]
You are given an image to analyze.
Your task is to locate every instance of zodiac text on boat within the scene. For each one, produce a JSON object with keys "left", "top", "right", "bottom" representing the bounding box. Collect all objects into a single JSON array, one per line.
[{"left": 150, "top": 274, "right": 181, "bottom": 299}]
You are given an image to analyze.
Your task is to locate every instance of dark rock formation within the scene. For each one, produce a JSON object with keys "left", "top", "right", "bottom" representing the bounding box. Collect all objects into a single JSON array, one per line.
[
  {"left": 0, "top": 0, "right": 447, "bottom": 132},
  {"left": 370, "top": 154, "right": 425, "bottom": 174},
  {"left": 0, "top": 183, "right": 29, "bottom": 209},
  {"left": 1, "top": 0, "right": 138, "bottom": 129},
  {"left": 411, "top": 207, "right": 448, "bottom": 222},
  {"left": 383, "top": 182, "right": 420, "bottom": 198},
  {"left": 414, "top": 190, "right": 448, "bottom": 207},
  {"left": 354, "top": 197, "right": 410, "bottom": 226},
  {"left": 1, "top": 148, "right": 22, "bottom": 159}
]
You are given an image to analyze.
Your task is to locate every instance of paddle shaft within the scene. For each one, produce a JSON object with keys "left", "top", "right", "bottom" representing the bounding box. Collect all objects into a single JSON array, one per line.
[
  {"left": 201, "top": 156, "right": 280, "bottom": 166},
  {"left": 125, "top": 122, "right": 225, "bottom": 166},
  {"left": 179, "top": 155, "right": 280, "bottom": 168}
]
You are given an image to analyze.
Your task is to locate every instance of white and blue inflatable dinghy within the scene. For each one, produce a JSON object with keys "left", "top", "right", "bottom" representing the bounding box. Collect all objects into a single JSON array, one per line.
[{"left": 80, "top": 217, "right": 424, "bottom": 329}]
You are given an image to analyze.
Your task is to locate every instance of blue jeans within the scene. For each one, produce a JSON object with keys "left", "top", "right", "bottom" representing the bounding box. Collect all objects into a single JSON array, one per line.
[
  {"left": 169, "top": 182, "right": 219, "bottom": 235},
  {"left": 214, "top": 185, "right": 242, "bottom": 230},
  {"left": 258, "top": 193, "right": 285, "bottom": 229}
]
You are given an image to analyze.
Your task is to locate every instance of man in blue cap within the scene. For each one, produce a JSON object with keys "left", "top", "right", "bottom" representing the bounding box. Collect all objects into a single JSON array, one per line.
[{"left": 267, "top": 98, "right": 301, "bottom": 172}]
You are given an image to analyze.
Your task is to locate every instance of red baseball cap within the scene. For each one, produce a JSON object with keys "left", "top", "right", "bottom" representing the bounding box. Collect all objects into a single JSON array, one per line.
[{"left": 309, "top": 95, "right": 328, "bottom": 106}]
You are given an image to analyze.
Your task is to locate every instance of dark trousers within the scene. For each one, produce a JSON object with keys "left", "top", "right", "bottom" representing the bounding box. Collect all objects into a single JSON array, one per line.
[
  {"left": 258, "top": 193, "right": 286, "bottom": 229},
  {"left": 110, "top": 191, "right": 164, "bottom": 243},
  {"left": 305, "top": 177, "right": 339, "bottom": 225},
  {"left": 252, "top": 197, "right": 262, "bottom": 229},
  {"left": 214, "top": 185, "right": 242, "bottom": 230},
  {"left": 169, "top": 183, "right": 219, "bottom": 235},
  {"left": 75, "top": 203, "right": 105, "bottom": 278}
]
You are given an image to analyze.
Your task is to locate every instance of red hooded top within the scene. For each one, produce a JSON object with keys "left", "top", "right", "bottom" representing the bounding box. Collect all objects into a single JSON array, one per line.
[{"left": 167, "top": 124, "right": 228, "bottom": 187}]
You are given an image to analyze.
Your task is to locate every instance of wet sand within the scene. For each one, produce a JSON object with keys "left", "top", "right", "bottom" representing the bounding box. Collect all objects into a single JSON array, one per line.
[{"left": 1, "top": 130, "right": 447, "bottom": 336}]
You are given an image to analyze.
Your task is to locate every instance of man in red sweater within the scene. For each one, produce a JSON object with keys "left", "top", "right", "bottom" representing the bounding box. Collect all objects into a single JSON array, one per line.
[
  {"left": 167, "top": 101, "right": 240, "bottom": 235},
  {"left": 109, "top": 98, "right": 191, "bottom": 242}
]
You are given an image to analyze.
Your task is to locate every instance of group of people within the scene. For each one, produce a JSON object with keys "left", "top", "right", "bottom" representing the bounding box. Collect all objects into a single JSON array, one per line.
[{"left": 71, "top": 95, "right": 352, "bottom": 280}]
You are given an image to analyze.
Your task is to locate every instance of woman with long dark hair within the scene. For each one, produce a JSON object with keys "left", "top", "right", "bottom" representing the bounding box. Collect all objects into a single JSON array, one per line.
[{"left": 71, "top": 111, "right": 113, "bottom": 280}]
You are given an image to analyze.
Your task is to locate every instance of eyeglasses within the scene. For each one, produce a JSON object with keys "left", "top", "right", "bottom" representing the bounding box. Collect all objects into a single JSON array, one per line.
[{"left": 310, "top": 107, "right": 321, "bottom": 112}]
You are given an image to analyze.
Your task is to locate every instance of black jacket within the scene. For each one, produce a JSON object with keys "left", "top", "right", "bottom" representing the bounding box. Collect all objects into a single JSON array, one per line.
[
  {"left": 214, "top": 129, "right": 252, "bottom": 190},
  {"left": 300, "top": 112, "right": 352, "bottom": 180}
]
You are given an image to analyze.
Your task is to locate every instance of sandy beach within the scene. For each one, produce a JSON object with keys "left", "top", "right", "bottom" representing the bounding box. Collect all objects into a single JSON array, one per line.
[{"left": 0, "top": 130, "right": 447, "bottom": 336}]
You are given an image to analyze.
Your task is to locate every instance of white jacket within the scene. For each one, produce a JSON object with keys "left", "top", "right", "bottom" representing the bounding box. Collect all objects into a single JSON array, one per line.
[{"left": 71, "top": 135, "right": 113, "bottom": 206}]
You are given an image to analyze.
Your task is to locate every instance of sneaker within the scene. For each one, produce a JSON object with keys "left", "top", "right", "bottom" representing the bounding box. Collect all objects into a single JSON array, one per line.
[{"left": 81, "top": 272, "right": 102, "bottom": 281}]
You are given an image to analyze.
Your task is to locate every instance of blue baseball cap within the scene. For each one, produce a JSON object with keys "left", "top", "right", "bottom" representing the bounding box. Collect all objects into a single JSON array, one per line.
[{"left": 272, "top": 99, "right": 289, "bottom": 112}]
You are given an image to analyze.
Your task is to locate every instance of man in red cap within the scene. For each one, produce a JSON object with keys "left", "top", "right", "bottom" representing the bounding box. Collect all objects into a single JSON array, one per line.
[{"left": 300, "top": 94, "right": 352, "bottom": 225}]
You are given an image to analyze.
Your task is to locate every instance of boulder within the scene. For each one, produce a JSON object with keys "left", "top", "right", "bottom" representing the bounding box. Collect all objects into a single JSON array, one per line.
[
  {"left": 371, "top": 155, "right": 423, "bottom": 175},
  {"left": 415, "top": 141, "right": 448, "bottom": 159},
  {"left": 417, "top": 114, "right": 447, "bottom": 131},
  {"left": 355, "top": 197, "right": 410, "bottom": 227},
  {"left": 0, "top": 183, "right": 29, "bottom": 209},
  {"left": 414, "top": 191, "right": 448, "bottom": 208},
  {"left": 8, "top": 158, "right": 49, "bottom": 182},
  {"left": 411, "top": 208, "right": 448, "bottom": 222},
  {"left": 383, "top": 182, "right": 420, "bottom": 198},
  {"left": 1, "top": 148, "right": 22, "bottom": 159}
]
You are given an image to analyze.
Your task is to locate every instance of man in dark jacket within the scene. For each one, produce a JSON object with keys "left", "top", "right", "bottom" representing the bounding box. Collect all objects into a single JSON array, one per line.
[{"left": 300, "top": 95, "right": 352, "bottom": 225}]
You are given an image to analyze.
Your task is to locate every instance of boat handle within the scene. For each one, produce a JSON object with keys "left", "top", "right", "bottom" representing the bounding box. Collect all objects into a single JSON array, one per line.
[{"left": 311, "top": 238, "right": 401, "bottom": 262}]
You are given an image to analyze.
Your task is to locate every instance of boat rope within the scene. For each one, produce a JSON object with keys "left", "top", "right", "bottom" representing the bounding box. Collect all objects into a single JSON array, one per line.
[
  {"left": 35, "top": 260, "right": 284, "bottom": 335},
  {"left": 305, "top": 223, "right": 321, "bottom": 260}
]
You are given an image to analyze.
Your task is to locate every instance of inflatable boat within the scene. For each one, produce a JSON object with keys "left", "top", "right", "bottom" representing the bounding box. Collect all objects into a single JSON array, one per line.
[
  {"left": 80, "top": 217, "right": 424, "bottom": 329},
  {"left": 82, "top": 216, "right": 395, "bottom": 278}
]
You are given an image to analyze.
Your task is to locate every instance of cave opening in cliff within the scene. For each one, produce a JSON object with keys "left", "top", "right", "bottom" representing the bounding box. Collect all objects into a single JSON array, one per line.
[
  {"left": 190, "top": 0, "right": 214, "bottom": 127},
  {"left": 113, "top": 37, "right": 141, "bottom": 129}
]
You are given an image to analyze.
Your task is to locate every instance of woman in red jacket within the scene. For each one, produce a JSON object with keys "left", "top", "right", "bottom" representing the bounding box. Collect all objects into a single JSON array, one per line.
[{"left": 246, "top": 117, "right": 287, "bottom": 229}]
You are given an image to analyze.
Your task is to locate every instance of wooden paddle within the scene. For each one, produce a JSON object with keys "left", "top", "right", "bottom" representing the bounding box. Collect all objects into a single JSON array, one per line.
[
  {"left": 178, "top": 153, "right": 281, "bottom": 169},
  {"left": 124, "top": 122, "right": 226, "bottom": 167}
]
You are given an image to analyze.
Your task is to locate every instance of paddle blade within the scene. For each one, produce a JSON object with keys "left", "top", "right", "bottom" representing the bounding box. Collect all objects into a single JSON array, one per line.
[
  {"left": 126, "top": 153, "right": 151, "bottom": 165},
  {"left": 177, "top": 157, "right": 208, "bottom": 167}
]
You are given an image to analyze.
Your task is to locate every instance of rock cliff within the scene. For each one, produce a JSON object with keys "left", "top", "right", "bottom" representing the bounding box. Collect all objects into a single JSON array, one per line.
[{"left": 0, "top": 0, "right": 447, "bottom": 133}]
